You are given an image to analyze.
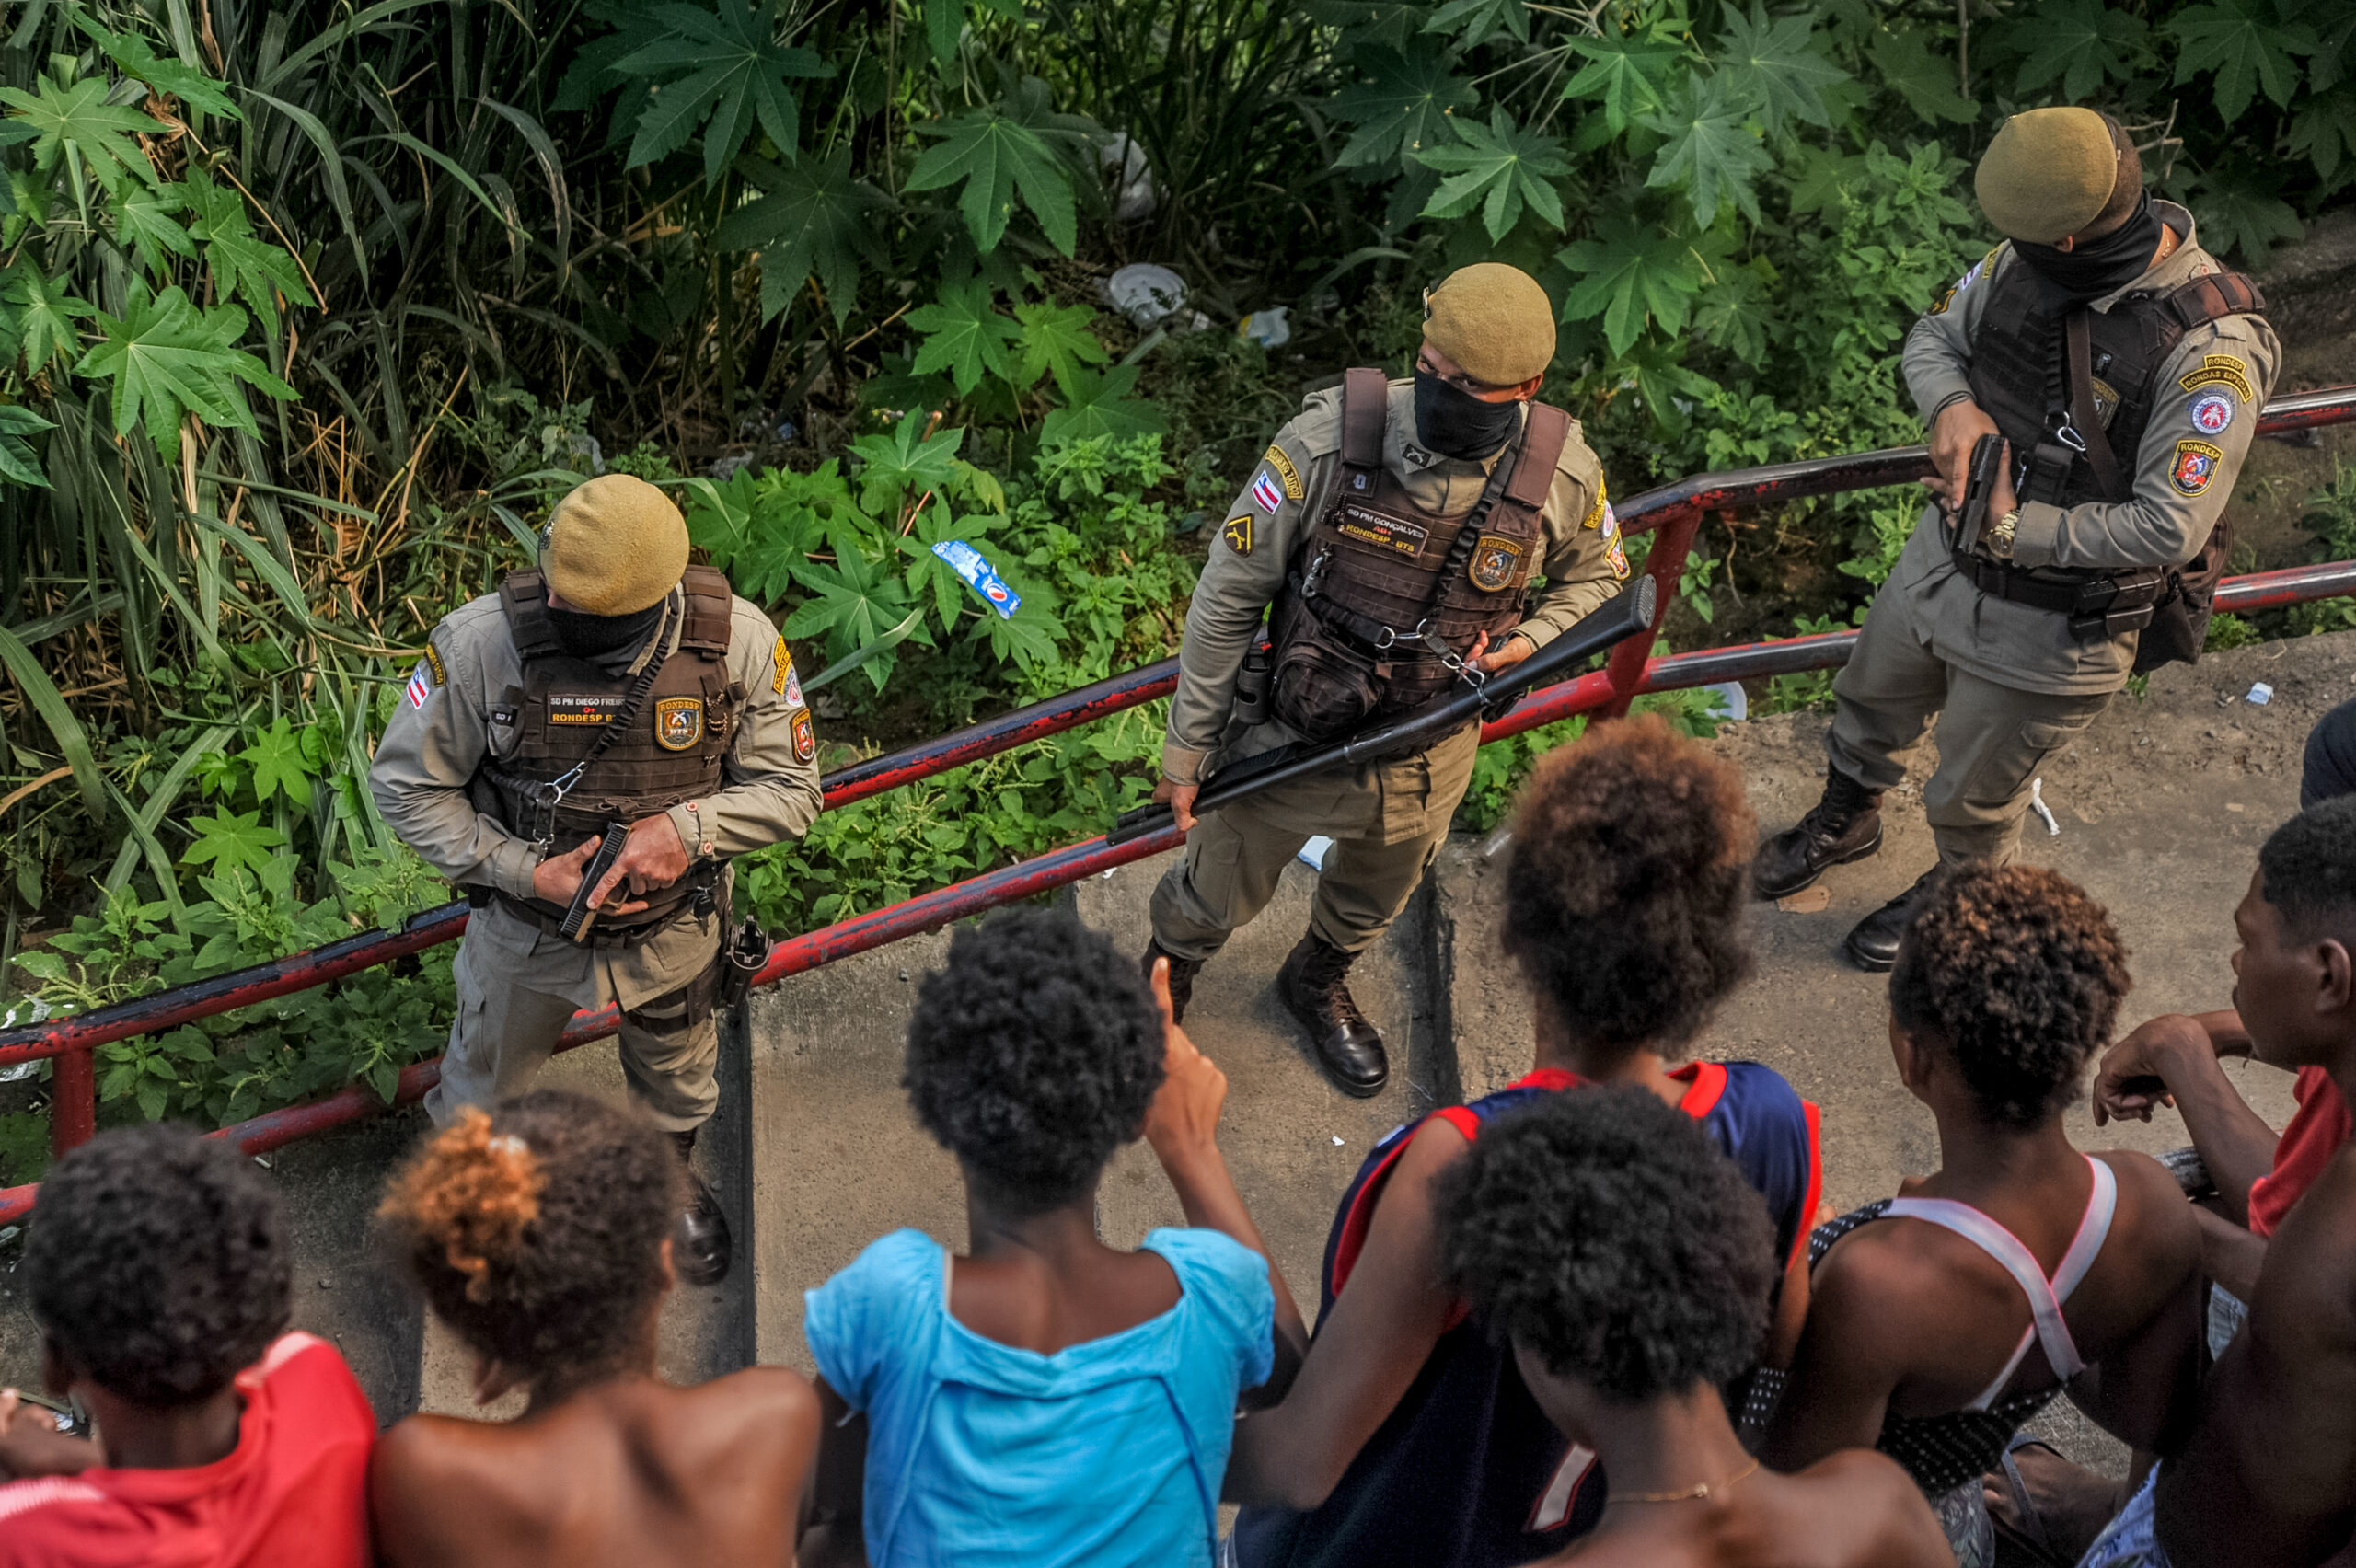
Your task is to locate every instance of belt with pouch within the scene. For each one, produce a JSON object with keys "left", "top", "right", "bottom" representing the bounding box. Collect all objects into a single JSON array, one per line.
[
  {"left": 1948, "top": 548, "right": 2167, "bottom": 644},
  {"left": 466, "top": 862, "right": 723, "bottom": 950}
]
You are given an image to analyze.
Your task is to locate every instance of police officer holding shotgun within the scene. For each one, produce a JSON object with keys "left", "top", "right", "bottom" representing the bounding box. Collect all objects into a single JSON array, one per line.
[
  {"left": 1753, "top": 107, "right": 2279, "bottom": 971},
  {"left": 1143, "top": 263, "right": 1628, "bottom": 1098},
  {"left": 371, "top": 475, "right": 824, "bottom": 1285}
]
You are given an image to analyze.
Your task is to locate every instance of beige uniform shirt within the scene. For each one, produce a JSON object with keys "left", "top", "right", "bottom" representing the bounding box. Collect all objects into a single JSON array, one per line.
[
  {"left": 369, "top": 580, "right": 824, "bottom": 1007},
  {"left": 1896, "top": 202, "right": 2282, "bottom": 694},
  {"left": 1163, "top": 379, "right": 1625, "bottom": 784}
]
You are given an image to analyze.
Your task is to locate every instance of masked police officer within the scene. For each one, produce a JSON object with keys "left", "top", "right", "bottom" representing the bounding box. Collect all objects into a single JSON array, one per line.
[
  {"left": 371, "top": 474, "right": 824, "bottom": 1284},
  {"left": 1144, "top": 263, "right": 1627, "bottom": 1096},
  {"left": 1755, "top": 107, "right": 2279, "bottom": 970}
]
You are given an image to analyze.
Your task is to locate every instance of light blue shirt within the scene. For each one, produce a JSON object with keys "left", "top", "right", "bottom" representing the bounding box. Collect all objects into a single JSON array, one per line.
[{"left": 804, "top": 1226, "right": 1276, "bottom": 1568}]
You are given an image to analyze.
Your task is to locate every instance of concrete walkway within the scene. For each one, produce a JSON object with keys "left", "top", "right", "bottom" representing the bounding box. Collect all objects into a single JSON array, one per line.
[{"left": 2, "top": 634, "right": 2345, "bottom": 1478}]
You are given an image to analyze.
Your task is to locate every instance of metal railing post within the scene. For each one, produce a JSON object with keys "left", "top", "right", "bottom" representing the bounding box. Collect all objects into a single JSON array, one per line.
[
  {"left": 50, "top": 1044, "right": 94, "bottom": 1155},
  {"left": 1599, "top": 502, "right": 1702, "bottom": 718}
]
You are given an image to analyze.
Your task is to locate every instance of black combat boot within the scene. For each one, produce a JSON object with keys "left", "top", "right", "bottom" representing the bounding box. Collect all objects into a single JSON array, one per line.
[
  {"left": 1752, "top": 769, "right": 1886, "bottom": 901},
  {"left": 1139, "top": 939, "right": 1203, "bottom": 1024},
  {"left": 668, "top": 1128, "right": 732, "bottom": 1286},
  {"left": 1842, "top": 866, "right": 1945, "bottom": 973},
  {"left": 1279, "top": 934, "right": 1387, "bottom": 1098}
]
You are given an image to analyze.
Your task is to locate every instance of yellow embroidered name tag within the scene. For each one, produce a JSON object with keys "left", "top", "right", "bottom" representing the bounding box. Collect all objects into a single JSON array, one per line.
[
  {"left": 2179, "top": 354, "right": 2255, "bottom": 403},
  {"left": 1263, "top": 444, "right": 1304, "bottom": 500}
]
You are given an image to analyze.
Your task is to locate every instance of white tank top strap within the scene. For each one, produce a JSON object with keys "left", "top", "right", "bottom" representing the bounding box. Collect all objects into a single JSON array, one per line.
[{"left": 1884, "top": 1155, "right": 2113, "bottom": 1412}]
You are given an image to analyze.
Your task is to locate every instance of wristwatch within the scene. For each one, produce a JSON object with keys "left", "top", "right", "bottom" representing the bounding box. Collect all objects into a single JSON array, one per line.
[{"left": 1987, "top": 509, "right": 2021, "bottom": 560}]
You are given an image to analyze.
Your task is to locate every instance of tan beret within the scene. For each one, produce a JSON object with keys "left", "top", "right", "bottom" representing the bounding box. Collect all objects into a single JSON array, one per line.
[
  {"left": 1424, "top": 263, "right": 1555, "bottom": 386},
  {"left": 1976, "top": 108, "right": 2119, "bottom": 245},
  {"left": 542, "top": 474, "right": 689, "bottom": 617}
]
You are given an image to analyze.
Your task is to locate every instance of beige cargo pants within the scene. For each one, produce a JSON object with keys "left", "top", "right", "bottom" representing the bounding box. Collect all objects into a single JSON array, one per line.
[
  {"left": 1826, "top": 573, "right": 2111, "bottom": 868},
  {"left": 1149, "top": 721, "right": 1481, "bottom": 961},
  {"left": 423, "top": 899, "right": 722, "bottom": 1133}
]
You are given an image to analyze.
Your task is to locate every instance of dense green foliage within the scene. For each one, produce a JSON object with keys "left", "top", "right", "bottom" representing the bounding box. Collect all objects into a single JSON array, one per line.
[{"left": 0, "top": 0, "right": 2347, "bottom": 1169}]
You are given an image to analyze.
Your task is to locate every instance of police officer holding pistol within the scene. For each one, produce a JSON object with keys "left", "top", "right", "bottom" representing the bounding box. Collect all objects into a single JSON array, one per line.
[
  {"left": 1754, "top": 107, "right": 2280, "bottom": 969},
  {"left": 371, "top": 475, "right": 824, "bottom": 1284},
  {"left": 1143, "top": 263, "right": 1627, "bottom": 1096}
]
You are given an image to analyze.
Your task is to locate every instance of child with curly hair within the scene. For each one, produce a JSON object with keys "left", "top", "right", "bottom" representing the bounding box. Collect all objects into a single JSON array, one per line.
[
  {"left": 1438, "top": 1085, "right": 1948, "bottom": 1567},
  {"left": 1764, "top": 864, "right": 2203, "bottom": 1568},
  {"left": 0, "top": 1123, "right": 375, "bottom": 1567},
  {"left": 1225, "top": 715, "right": 1822, "bottom": 1568},
  {"left": 367, "top": 1089, "right": 818, "bottom": 1566},
  {"left": 799, "top": 905, "right": 1303, "bottom": 1568}
]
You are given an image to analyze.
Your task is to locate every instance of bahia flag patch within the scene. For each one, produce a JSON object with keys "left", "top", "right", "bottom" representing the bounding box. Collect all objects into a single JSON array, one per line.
[
  {"left": 1250, "top": 469, "right": 1284, "bottom": 513},
  {"left": 405, "top": 662, "right": 433, "bottom": 709}
]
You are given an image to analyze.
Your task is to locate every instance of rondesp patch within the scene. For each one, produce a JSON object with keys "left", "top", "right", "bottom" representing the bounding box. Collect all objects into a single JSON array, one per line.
[
  {"left": 653, "top": 696, "right": 705, "bottom": 751},
  {"left": 2172, "top": 439, "right": 2224, "bottom": 496}
]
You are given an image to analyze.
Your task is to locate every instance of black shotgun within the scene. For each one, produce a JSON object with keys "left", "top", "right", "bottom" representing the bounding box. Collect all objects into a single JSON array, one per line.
[{"left": 1110, "top": 578, "right": 1658, "bottom": 846}]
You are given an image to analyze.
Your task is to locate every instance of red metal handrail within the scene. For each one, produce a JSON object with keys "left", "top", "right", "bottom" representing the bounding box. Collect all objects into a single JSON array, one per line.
[{"left": 3, "top": 384, "right": 2351, "bottom": 1217}]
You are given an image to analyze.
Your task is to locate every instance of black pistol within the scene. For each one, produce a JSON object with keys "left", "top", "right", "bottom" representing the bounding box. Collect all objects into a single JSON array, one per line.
[
  {"left": 561, "top": 823, "right": 631, "bottom": 943},
  {"left": 1957, "top": 432, "right": 2004, "bottom": 556}
]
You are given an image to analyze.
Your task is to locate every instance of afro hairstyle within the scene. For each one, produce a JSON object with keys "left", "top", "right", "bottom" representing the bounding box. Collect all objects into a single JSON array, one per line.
[
  {"left": 23, "top": 1122, "right": 291, "bottom": 1408},
  {"left": 1888, "top": 863, "right": 2131, "bottom": 1129},
  {"left": 2259, "top": 795, "right": 2356, "bottom": 940},
  {"left": 378, "top": 1089, "right": 681, "bottom": 1380},
  {"left": 1502, "top": 715, "right": 1756, "bottom": 1057},
  {"left": 904, "top": 905, "right": 1164, "bottom": 1211},
  {"left": 1438, "top": 1085, "right": 1775, "bottom": 1401}
]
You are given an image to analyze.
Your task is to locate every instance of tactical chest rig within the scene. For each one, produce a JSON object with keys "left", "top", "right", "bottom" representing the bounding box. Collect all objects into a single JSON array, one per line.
[
  {"left": 1267, "top": 367, "right": 1569, "bottom": 743},
  {"left": 1957, "top": 254, "right": 2266, "bottom": 669},
  {"left": 472, "top": 564, "right": 743, "bottom": 943}
]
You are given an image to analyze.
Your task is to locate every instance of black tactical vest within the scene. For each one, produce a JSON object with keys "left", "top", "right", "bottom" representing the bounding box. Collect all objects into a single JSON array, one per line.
[
  {"left": 473, "top": 564, "right": 741, "bottom": 936},
  {"left": 1967, "top": 251, "right": 2266, "bottom": 509},
  {"left": 1267, "top": 368, "right": 1568, "bottom": 743}
]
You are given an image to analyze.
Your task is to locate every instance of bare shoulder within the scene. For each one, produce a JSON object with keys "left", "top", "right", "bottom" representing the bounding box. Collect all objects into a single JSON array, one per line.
[
  {"left": 369, "top": 1414, "right": 540, "bottom": 1545},
  {"left": 2094, "top": 1148, "right": 2202, "bottom": 1263},
  {"left": 1800, "top": 1449, "right": 1952, "bottom": 1566},
  {"left": 664, "top": 1367, "right": 823, "bottom": 1471},
  {"left": 1807, "top": 1218, "right": 1957, "bottom": 1351}
]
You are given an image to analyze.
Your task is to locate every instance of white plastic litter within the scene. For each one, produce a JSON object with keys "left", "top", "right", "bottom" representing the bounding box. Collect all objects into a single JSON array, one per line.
[
  {"left": 0, "top": 997, "right": 49, "bottom": 1082},
  {"left": 1332, "top": 1136, "right": 1345, "bottom": 1147},
  {"left": 1106, "top": 264, "right": 1189, "bottom": 329},
  {"left": 1702, "top": 682, "right": 1749, "bottom": 722},
  {"left": 2029, "top": 777, "right": 2062, "bottom": 837},
  {"left": 2248, "top": 682, "right": 2274, "bottom": 705},
  {"left": 1298, "top": 835, "right": 1335, "bottom": 870},
  {"left": 1099, "top": 134, "right": 1158, "bottom": 223},
  {"left": 1480, "top": 826, "right": 1513, "bottom": 860},
  {"left": 1237, "top": 307, "right": 1292, "bottom": 350}
]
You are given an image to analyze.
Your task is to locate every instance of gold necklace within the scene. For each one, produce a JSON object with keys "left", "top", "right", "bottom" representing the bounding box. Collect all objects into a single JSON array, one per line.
[{"left": 1607, "top": 1457, "right": 1760, "bottom": 1505}]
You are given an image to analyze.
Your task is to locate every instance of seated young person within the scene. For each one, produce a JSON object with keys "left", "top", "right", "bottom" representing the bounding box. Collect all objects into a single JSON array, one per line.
[
  {"left": 369, "top": 1089, "right": 817, "bottom": 1566},
  {"left": 1225, "top": 716, "right": 1822, "bottom": 1568},
  {"left": 1763, "top": 864, "right": 2202, "bottom": 1568},
  {"left": 798, "top": 905, "right": 1303, "bottom": 1568},
  {"left": 0, "top": 1123, "right": 375, "bottom": 1566},
  {"left": 2080, "top": 798, "right": 2356, "bottom": 1568},
  {"left": 1439, "top": 1085, "right": 1950, "bottom": 1568}
]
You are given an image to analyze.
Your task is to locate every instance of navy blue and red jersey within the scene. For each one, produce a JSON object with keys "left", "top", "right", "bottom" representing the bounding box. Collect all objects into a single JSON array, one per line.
[{"left": 1229, "top": 1061, "right": 1820, "bottom": 1568}]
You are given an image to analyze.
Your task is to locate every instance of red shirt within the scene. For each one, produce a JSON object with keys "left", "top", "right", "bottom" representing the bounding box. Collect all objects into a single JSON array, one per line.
[
  {"left": 2247, "top": 1067, "right": 2354, "bottom": 1239},
  {"left": 0, "top": 1332, "right": 375, "bottom": 1568}
]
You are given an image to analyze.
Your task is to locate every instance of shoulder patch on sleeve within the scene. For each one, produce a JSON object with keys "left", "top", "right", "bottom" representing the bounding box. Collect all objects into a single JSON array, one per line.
[
  {"left": 1262, "top": 444, "right": 1304, "bottom": 501},
  {"left": 1221, "top": 513, "right": 1254, "bottom": 556},
  {"left": 405, "top": 662, "right": 434, "bottom": 709},
  {"left": 790, "top": 707, "right": 816, "bottom": 763},
  {"left": 2172, "top": 439, "right": 2224, "bottom": 496},
  {"left": 421, "top": 640, "right": 446, "bottom": 686},
  {"left": 2179, "top": 352, "right": 2256, "bottom": 403},
  {"left": 1581, "top": 479, "right": 1610, "bottom": 531}
]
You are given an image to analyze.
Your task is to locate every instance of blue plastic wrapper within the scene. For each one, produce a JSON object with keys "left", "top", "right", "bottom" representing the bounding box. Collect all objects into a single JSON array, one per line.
[{"left": 932, "top": 539, "right": 1022, "bottom": 619}]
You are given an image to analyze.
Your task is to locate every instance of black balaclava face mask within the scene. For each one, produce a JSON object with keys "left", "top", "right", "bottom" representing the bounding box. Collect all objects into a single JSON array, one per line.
[
  {"left": 2009, "top": 190, "right": 2167, "bottom": 307},
  {"left": 549, "top": 598, "right": 665, "bottom": 661},
  {"left": 1414, "top": 369, "right": 1523, "bottom": 461}
]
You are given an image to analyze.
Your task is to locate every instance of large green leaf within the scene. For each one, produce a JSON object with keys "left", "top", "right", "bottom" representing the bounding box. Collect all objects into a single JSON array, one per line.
[
  {"left": 1039, "top": 363, "right": 1168, "bottom": 447},
  {"left": 111, "top": 181, "right": 195, "bottom": 278},
  {"left": 904, "top": 279, "right": 1022, "bottom": 394},
  {"left": 1012, "top": 301, "right": 1108, "bottom": 390},
  {"left": 0, "top": 76, "right": 165, "bottom": 190},
  {"left": 848, "top": 413, "right": 967, "bottom": 516},
  {"left": 2191, "top": 173, "right": 2304, "bottom": 263},
  {"left": 617, "top": 0, "right": 834, "bottom": 186},
  {"left": 1330, "top": 50, "right": 1477, "bottom": 169},
  {"left": 4, "top": 264, "right": 94, "bottom": 373},
  {"left": 80, "top": 21, "right": 241, "bottom": 121},
  {"left": 1997, "top": 0, "right": 2149, "bottom": 101},
  {"left": 1642, "top": 75, "right": 1773, "bottom": 225},
  {"left": 182, "top": 809, "right": 287, "bottom": 876},
  {"left": 1712, "top": 1, "right": 1845, "bottom": 136},
  {"left": 1866, "top": 29, "right": 1978, "bottom": 124},
  {"left": 2168, "top": 0, "right": 2318, "bottom": 121},
  {"left": 74, "top": 282, "right": 297, "bottom": 455},
  {"left": 1563, "top": 30, "right": 1686, "bottom": 135},
  {"left": 905, "top": 78, "right": 1090, "bottom": 254},
  {"left": 1423, "top": 0, "right": 1529, "bottom": 48},
  {"left": 0, "top": 404, "right": 53, "bottom": 488},
  {"left": 1412, "top": 108, "right": 1571, "bottom": 239},
  {"left": 1559, "top": 216, "right": 1706, "bottom": 356},
  {"left": 2288, "top": 84, "right": 2356, "bottom": 181},
  {"left": 721, "top": 149, "right": 891, "bottom": 317},
  {"left": 239, "top": 716, "right": 316, "bottom": 805},
  {"left": 181, "top": 167, "right": 315, "bottom": 339}
]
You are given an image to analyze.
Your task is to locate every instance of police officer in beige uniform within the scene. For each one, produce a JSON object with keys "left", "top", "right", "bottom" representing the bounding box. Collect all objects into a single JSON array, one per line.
[
  {"left": 371, "top": 475, "right": 823, "bottom": 1284},
  {"left": 1756, "top": 108, "right": 2279, "bottom": 970},
  {"left": 1145, "top": 263, "right": 1627, "bottom": 1096}
]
